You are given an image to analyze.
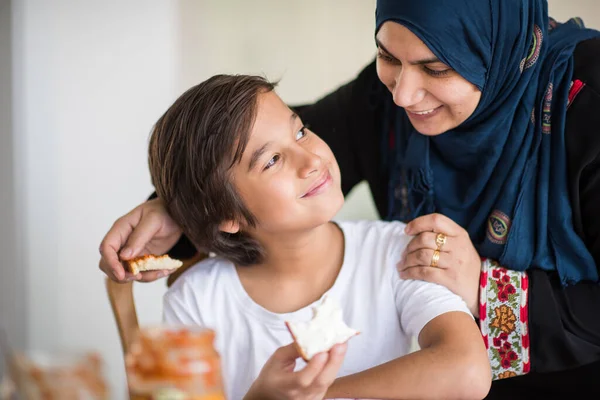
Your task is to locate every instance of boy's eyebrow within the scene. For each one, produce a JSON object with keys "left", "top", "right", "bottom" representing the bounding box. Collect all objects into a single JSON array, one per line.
[
  {"left": 248, "top": 142, "right": 271, "bottom": 172},
  {"left": 247, "top": 113, "right": 299, "bottom": 172},
  {"left": 375, "top": 38, "right": 441, "bottom": 65}
]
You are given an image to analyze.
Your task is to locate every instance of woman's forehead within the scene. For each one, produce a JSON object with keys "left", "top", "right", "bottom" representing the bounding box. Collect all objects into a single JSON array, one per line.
[{"left": 376, "top": 22, "right": 438, "bottom": 60}]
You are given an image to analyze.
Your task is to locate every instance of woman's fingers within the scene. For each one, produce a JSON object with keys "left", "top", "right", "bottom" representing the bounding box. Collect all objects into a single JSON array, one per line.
[
  {"left": 136, "top": 269, "right": 173, "bottom": 283},
  {"left": 405, "top": 213, "right": 463, "bottom": 236},
  {"left": 403, "top": 231, "right": 452, "bottom": 256},
  {"left": 99, "top": 212, "right": 138, "bottom": 281},
  {"left": 399, "top": 265, "right": 450, "bottom": 287},
  {"left": 400, "top": 247, "right": 451, "bottom": 271},
  {"left": 119, "top": 209, "right": 164, "bottom": 259}
]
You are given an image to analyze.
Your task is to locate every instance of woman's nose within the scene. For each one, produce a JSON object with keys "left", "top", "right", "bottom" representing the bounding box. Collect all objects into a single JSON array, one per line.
[{"left": 392, "top": 69, "right": 426, "bottom": 108}]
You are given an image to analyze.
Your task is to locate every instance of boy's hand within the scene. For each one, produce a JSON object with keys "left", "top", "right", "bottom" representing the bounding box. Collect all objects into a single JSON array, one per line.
[
  {"left": 245, "top": 342, "right": 347, "bottom": 400},
  {"left": 98, "top": 198, "right": 182, "bottom": 283}
]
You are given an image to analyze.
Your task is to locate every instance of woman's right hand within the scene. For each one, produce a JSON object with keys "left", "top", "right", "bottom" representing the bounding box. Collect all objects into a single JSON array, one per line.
[
  {"left": 244, "top": 343, "right": 347, "bottom": 400},
  {"left": 99, "top": 198, "right": 182, "bottom": 283}
]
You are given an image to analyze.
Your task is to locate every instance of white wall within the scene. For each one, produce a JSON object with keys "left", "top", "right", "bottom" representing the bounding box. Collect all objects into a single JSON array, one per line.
[
  {"left": 10, "top": 1, "right": 180, "bottom": 397},
  {"left": 549, "top": 0, "right": 600, "bottom": 28},
  {"left": 6, "top": 0, "right": 377, "bottom": 397},
  {"left": 0, "top": 0, "right": 27, "bottom": 376},
  {"left": 3, "top": 0, "right": 598, "bottom": 398}
]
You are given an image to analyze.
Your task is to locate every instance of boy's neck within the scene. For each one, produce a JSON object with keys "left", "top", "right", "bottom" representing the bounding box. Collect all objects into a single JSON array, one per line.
[
  {"left": 236, "top": 221, "right": 345, "bottom": 313},
  {"left": 258, "top": 221, "right": 343, "bottom": 275}
]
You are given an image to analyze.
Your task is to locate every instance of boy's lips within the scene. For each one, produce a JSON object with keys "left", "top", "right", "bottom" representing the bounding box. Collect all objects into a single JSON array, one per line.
[{"left": 301, "top": 170, "right": 332, "bottom": 198}]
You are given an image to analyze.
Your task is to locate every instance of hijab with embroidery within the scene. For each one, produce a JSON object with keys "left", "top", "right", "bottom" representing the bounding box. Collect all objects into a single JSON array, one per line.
[{"left": 377, "top": 0, "right": 600, "bottom": 284}]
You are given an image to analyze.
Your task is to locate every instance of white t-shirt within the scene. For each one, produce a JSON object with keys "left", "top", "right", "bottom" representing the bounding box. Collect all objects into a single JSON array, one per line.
[{"left": 163, "top": 220, "right": 472, "bottom": 400}]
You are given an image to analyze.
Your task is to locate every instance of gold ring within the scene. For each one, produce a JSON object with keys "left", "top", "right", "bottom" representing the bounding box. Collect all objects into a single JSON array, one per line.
[
  {"left": 435, "top": 233, "right": 447, "bottom": 251},
  {"left": 431, "top": 250, "right": 440, "bottom": 268}
]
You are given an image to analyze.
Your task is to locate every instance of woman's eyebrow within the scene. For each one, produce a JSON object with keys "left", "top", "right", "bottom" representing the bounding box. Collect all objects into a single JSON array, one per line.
[
  {"left": 375, "top": 38, "right": 398, "bottom": 59},
  {"left": 375, "top": 38, "right": 441, "bottom": 65}
]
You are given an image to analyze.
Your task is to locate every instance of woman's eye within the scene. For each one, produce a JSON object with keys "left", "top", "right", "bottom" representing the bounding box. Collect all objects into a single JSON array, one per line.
[
  {"left": 423, "top": 66, "right": 452, "bottom": 77},
  {"left": 377, "top": 51, "right": 398, "bottom": 64},
  {"left": 295, "top": 127, "right": 307, "bottom": 141},
  {"left": 265, "top": 154, "right": 280, "bottom": 170}
]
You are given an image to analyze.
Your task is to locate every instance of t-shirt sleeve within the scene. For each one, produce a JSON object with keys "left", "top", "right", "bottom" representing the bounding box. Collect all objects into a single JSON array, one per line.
[
  {"left": 393, "top": 278, "right": 473, "bottom": 339},
  {"left": 380, "top": 221, "right": 473, "bottom": 338},
  {"left": 162, "top": 280, "right": 205, "bottom": 327}
]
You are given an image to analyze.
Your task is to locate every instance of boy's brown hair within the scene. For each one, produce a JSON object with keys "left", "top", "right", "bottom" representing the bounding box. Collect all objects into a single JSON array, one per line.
[{"left": 148, "top": 74, "right": 277, "bottom": 265}]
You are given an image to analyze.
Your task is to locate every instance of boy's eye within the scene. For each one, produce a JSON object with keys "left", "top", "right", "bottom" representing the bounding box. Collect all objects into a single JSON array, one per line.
[
  {"left": 264, "top": 154, "right": 280, "bottom": 170},
  {"left": 295, "top": 126, "right": 307, "bottom": 141}
]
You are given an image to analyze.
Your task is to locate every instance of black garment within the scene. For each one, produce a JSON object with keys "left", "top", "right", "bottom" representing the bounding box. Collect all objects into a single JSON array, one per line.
[
  {"left": 165, "top": 39, "right": 600, "bottom": 397},
  {"left": 298, "top": 41, "right": 600, "bottom": 398}
]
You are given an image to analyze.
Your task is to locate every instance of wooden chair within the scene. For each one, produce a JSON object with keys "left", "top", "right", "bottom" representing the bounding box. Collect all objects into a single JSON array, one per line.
[{"left": 105, "top": 253, "right": 206, "bottom": 356}]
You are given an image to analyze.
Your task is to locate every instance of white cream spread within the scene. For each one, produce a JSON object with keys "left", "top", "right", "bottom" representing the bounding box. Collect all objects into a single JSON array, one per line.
[{"left": 286, "top": 295, "right": 359, "bottom": 360}]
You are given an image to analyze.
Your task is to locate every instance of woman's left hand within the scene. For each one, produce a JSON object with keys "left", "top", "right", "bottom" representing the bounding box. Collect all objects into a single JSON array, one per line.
[{"left": 397, "top": 213, "right": 482, "bottom": 317}]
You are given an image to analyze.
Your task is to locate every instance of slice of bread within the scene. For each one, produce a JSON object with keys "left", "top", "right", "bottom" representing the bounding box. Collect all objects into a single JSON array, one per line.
[
  {"left": 123, "top": 254, "right": 183, "bottom": 275},
  {"left": 285, "top": 295, "right": 359, "bottom": 361}
]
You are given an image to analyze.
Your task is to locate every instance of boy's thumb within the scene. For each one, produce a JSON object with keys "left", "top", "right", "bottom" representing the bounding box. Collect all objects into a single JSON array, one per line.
[{"left": 272, "top": 343, "right": 301, "bottom": 363}]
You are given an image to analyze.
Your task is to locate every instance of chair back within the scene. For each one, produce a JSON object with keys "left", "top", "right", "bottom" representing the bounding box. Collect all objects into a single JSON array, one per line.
[{"left": 105, "top": 253, "right": 206, "bottom": 355}]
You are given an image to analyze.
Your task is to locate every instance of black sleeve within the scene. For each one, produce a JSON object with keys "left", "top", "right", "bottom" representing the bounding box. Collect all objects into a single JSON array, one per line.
[
  {"left": 526, "top": 38, "right": 600, "bottom": 374},
  {"left": 147, "top": 192, "right": 198, "bottom": 259}
]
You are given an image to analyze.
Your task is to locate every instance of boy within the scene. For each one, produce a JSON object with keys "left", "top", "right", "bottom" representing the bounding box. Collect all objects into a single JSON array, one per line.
[{"left": 150, "top": 74, "right": 491, "bottom": 399}]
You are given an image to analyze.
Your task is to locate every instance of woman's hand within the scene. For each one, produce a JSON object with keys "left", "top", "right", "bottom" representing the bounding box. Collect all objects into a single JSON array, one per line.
[
  {"left": 98, "top": 198, "right": 183, "bottom": 283},
  {"left": 397, "top": 213, "right": 482, "bottom": 317},
  {"left": 244, "top": 343, "right": 347, "bottom": 400}
]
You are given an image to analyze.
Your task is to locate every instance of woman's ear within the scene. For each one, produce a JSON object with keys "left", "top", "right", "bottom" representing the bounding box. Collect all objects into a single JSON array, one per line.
[{"left": 219, "top": 220, "right": 240, "bottom": 234}]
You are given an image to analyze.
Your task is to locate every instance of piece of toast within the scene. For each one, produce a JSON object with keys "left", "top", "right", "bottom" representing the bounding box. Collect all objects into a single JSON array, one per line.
[
  {"left": 285, "top": 321, "right": 311, "bottom": 362},
  {"left": 123, "top": 254, "right": 183, "bottom": 275},
  {"left": 285, "top": 296, "right": 359, "bottom": 362}
]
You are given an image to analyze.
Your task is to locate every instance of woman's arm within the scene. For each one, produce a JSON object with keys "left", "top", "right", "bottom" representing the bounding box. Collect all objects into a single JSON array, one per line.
[
  {"left": 326, "top": 312, "right": 492, "bottom": 400},
  {"left": 522, "top": 55, "right": 600, "bottom": 374},
  {"left": 399, "top": 46, "right": 600, "bottom": 381},
  {"left": 479, "top": 44, "right": 600, "bottom": 380}
]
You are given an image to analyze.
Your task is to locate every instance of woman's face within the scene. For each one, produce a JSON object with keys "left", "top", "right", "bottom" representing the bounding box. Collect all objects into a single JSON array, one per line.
[{"left": 376, "top": 22, "right": 482, "bottom": 136}]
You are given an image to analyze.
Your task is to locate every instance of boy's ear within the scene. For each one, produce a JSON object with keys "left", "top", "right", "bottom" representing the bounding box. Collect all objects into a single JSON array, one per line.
[{"left": 219, "top": 220, "right": 240, "bottom": 234}]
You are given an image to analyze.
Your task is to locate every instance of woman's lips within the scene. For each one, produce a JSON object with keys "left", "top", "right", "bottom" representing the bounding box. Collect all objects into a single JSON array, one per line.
[
  {"left": 406, "top": 105, "right": 443, "bottom": 120},
  {"left": 302, "top": 170, "right": 332, "bottom": 198}
]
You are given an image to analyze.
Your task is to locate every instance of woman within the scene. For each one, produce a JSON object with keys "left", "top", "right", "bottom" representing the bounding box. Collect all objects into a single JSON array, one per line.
[{"left": 99, "top": 0, "right": 600, "bottom": 397}]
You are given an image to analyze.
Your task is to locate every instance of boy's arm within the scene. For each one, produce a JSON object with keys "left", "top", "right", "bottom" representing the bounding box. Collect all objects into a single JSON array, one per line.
[{"left": 326, "top": 311, "right": 491, "bottom": 400}]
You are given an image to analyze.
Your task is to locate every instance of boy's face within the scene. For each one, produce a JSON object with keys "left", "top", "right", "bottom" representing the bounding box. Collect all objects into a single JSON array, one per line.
[{"left": 230, "top": 91, "right": 344, "bottom": 236}]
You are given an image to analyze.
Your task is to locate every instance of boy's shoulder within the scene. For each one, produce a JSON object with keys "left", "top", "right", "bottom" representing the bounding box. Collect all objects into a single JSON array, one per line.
[
  {"left": 166, "top": 255, "right": 235, "bottom": 298},
  {"left": 336, "top": 219, "right": 409, "bottom": 253}
]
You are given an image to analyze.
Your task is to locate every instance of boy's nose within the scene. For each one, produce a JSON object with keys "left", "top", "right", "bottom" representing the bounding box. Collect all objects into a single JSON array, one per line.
[{"left": 298, "top": 151, "right": 322, "bottom": 179}]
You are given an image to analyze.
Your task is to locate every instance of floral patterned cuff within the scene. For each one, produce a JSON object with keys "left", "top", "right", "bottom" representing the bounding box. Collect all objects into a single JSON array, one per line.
[{"left": 479, "top": 258, "right": 530, "bottom": 380}]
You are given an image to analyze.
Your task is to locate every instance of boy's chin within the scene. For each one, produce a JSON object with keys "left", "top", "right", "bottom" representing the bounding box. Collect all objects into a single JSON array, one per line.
[{"left": 321, "top": 195, "right": 345, "bottom": 223}]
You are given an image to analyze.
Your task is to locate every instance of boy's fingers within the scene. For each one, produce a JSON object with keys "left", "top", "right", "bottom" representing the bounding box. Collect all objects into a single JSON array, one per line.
[
  {"left": 272, "top": 343, "right": 302, "bottom": 363},
  {"left": 313, "top": 344, "right": 347, "bottom": 388},
  {"left": 293, "top": 352, "right": 328, "bottom": 388}
]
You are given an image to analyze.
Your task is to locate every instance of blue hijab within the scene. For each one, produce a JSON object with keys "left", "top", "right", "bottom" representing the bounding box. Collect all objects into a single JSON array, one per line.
[{"left": 377, "top": 0, "right": 600, "bottom": 284}]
